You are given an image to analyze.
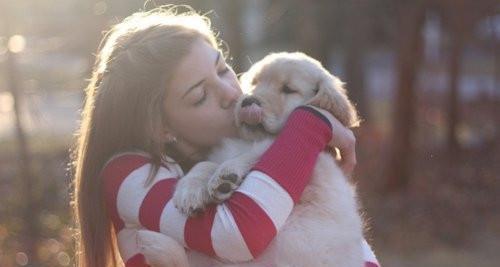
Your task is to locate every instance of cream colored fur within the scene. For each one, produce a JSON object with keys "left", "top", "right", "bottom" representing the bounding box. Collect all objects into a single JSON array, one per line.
[{"left": 141, "top": 52, "right": 364, "bottom": 267}]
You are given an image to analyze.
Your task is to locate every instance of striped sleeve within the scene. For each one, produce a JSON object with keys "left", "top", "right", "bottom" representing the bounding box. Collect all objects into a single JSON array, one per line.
[
  {"left": 102, "top": 106, "right": 335, "bottom": 264},
  {"left": 101, "top": 153, "right": 178, "bottom": 266},
  {"left": 183, "top": 106, "right": 334, "bottom": 261}
]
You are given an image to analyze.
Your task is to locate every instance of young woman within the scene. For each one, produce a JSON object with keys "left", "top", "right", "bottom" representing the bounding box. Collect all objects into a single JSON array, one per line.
[{"left": 71, "top": 6, "right": 379, "bottom": 267}]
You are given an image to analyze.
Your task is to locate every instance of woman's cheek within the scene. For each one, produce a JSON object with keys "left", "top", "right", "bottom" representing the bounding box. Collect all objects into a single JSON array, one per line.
[
  {"left": 231, "top": 80, "right": 243, "bottom": 95},
  {"left": 210, "top": 114, "right": 233, "bottom": 138}
]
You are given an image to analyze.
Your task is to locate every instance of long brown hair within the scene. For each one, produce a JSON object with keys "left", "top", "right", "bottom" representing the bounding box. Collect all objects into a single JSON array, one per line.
[{"left": 70, "top": 6, "right": 219, "bottom": 267}]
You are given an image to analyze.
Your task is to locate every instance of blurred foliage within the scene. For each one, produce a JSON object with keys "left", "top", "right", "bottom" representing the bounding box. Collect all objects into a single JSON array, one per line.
[{"left": 0, "top": 0, "right": 499, "bottom": 266}]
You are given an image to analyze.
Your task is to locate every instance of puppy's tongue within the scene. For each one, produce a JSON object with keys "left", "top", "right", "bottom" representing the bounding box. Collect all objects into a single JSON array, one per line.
[{"left": 239, "top": 103, "right": 263, "bottom": 125}]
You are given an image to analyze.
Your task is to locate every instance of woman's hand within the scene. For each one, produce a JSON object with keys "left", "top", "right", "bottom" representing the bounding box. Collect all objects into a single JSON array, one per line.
[
  {"left": 137, "top": 229, "right": 190, "bottom": 267},
  {"left": 305, "top": 105, "right": 357, "bottom": 177},
  {"left": 328, "top": 121, "right": 356, "bottom": 177}
]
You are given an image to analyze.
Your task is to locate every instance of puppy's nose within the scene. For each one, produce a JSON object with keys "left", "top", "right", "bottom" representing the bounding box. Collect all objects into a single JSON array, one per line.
[{"left": 241, "top": 97, "right": 261, "bottom": 108}]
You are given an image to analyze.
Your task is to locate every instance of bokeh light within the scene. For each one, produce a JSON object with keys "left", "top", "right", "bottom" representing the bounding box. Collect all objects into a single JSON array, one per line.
[
  {"left": 8, "top": 35, "right": 26, "bottom": 54},
  {"left": 0, "top": 1, "right": 498, "bottom": 267},
  {"left": 15, "top": 252, "right": 28, "bottom": 266}
]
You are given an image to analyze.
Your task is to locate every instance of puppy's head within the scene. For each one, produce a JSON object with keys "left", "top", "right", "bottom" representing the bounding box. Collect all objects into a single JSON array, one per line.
[{"left": 235, "top": 52, "right": 359, "bottom": 141}]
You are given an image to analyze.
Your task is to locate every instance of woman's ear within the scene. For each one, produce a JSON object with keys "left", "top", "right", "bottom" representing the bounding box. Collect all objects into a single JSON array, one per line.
[
  {"left": 306, "top": 72, "right": 360, "bottom": 128},
  {"left": 150, "top": 117, "right": 176, "bottom": 144},
  {"left": 159, "top": 127, "right": 178, "bottom": 144}
]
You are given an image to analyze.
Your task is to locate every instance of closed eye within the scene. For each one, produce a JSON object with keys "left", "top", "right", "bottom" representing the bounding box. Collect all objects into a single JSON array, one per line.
[
  {"left": 193, "top": 89, "right": 207, "bottom": 106},
  {"left": 313, "top": 82, "right": 320, "bottom": 94},
  {"left": 218, "top": 67, "right": 230, "bottom": 76},
  {"left": 281, "top": 85, "right": 297, "bottom": 94}
]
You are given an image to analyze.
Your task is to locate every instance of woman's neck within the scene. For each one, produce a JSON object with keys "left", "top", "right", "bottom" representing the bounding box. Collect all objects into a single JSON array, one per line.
[{"left": 165, "top": 143, "right": 209, "bottom": 172}]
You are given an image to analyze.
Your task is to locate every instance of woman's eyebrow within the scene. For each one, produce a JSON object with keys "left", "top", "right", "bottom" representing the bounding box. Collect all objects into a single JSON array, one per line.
[{"left": 182, "top": 51, "right": 221, "bottom": 99}]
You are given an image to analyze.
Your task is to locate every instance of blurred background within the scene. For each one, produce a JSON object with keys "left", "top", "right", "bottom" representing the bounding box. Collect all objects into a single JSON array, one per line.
[{"left": 0, "top": 0, "right": 498, "bottom": 266}]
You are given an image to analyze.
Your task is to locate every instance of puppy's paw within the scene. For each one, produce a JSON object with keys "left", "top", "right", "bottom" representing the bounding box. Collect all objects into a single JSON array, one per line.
[
  {"left": 172, "top": 177, "right": 211, "bottom": 217},
  {"left": 137, "top": 230, "right": 188, "bottom": 267},
  {"left": 208, "top": 167, "right": 243, "bottom": 203}
]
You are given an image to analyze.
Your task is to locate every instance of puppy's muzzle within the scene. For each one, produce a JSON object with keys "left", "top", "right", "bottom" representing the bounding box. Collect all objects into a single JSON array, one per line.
[
  {"left": 241, "top": 97, "right": 261, "bottom": 108},
  {"left": 239, "top": 97, "right": 263, "bottom": 125}
]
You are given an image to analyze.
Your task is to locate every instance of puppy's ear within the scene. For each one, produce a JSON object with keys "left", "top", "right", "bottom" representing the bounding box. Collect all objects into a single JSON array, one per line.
[{"left": 306, "top": 72, "right": 360, "bottom": 127}]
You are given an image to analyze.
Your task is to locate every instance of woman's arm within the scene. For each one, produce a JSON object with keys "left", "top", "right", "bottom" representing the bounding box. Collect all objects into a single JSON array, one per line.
[
  {"left": 203, "top": 106, "right": 334, "bottom": 261},
  {"left": 102, "top": 106, "right": 338, "bottom": 265}
]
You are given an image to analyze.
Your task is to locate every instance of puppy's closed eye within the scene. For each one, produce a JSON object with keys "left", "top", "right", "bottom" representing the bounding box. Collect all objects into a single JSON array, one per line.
[
  {"left": 313, "top": 82, "right": 320, "bottom": 94},
  {"left": 281, "top": 85, "right": 297, "bottom": 94}
]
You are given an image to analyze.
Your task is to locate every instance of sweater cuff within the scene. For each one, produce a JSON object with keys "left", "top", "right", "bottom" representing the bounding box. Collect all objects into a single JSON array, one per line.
[{"left": 251, "top": 106, "right": 332, "bottom": 202}]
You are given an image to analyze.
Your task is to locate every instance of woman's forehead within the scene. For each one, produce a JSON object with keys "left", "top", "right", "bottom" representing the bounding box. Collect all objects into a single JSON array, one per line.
[{"left": 167, "top": 39, "right": 220, "bottom": 96}]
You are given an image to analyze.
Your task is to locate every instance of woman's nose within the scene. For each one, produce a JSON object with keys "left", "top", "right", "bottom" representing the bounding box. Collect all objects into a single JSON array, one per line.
[{"left": 219, "top": 83, "right": 241, "bottom": 110}]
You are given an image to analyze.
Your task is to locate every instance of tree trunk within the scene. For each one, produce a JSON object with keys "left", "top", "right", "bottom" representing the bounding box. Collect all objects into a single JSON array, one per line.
[
  {"left": 295, "top": 1, "right": 327, "bottom": 64},
  {"left": 447, "top": 5, "right": 466, "bottom": 158},
  {"left": 446, "top": 23, "right": 465, "bottom": 155},
  {"left": 344, "top": 0, "right": 368, "bottom": 120},
  {"left": 218, "top": 0, "right": 245, "bottom": 73},
  {"left": 6, "top": 36, "right": 39, "bottom": 267},
  {"left": 1, "top": 3, "right": 39, "bottom": 265},
  {"left": 385, "top": 3, "right": 425, "bottom": 193},
  {"left": 493, "top": 18, "right": 500, "bottom": 144}
]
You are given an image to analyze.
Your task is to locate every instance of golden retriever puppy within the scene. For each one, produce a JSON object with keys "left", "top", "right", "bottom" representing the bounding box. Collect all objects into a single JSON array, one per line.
[{"left": 144, "top": 52, "right": 364, "bottom": 267}]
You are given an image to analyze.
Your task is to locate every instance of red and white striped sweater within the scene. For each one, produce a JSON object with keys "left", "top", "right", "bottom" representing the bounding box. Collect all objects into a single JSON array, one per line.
[{"left": 101, "top": 107, "right": 380, "bottom": 267}]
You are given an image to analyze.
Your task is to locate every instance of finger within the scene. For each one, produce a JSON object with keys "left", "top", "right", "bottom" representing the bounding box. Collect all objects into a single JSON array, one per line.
[
  {"left": 340, "top": 161, "right": 354, "bottom": 177},
  {"left": 340, "top": 144, "right": 356, "bottom": 176}
]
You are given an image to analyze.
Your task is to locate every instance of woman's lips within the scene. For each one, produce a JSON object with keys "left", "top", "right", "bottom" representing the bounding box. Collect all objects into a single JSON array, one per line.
[{"left": 238, "top": 103, "right": 263, "bottom": 125}]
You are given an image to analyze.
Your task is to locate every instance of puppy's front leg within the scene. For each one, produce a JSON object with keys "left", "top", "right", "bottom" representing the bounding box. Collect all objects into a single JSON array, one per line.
[
  {"left": 208, "top": 140, "right": 272, "bottom": 202},
  {"left": 172, "top": 161, "right": 218, "bottom": 217}
]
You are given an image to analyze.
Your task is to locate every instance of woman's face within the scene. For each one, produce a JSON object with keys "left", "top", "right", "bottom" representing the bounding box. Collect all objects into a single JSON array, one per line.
[{"left": 163, "top": 38, "right": 242, "bottom": 157}]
